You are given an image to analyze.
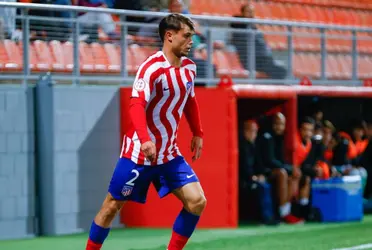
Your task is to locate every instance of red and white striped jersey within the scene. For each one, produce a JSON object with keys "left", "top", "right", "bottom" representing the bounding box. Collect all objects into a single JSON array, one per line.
[{"left": 121, "top": 51, "right": 197, "bottom": 165}]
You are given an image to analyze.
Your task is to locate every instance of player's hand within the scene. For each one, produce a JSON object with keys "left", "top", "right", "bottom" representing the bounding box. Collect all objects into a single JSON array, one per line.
[
  {"left": 141, "top": 141, "right": 156, "bottom": 162},
  {"left": 191, "top": 136, "right": 203, "bottom": 162},
  {"left": 292, "top": 166, "right": 302, "bottom": 179}
]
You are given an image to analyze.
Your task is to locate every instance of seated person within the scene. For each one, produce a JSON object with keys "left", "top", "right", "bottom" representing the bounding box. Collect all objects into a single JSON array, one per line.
[
  {"left": 256, "top": 113, "right": 303, "bottom": 224},
  {"left": 77, "top": 0, "right": 120, "bottom": 41},
  {"left": 230, "top": 3, "right": 287, "bottom": 79}
]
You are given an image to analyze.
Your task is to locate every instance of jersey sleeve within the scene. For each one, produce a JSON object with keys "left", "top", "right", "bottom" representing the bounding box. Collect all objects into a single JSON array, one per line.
[
  {"left": 131, "top": 58, "right": 161, "bottom": 103},
  {"left": 189, "top": 63, "right": 197, "bottom": 98}
]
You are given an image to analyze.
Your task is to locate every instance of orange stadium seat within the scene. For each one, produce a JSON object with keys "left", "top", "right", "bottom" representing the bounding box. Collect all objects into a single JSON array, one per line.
[
  {"left": 90, "top": 42, "right": 109, "bottom": 73},
  {"left": 0, "top": 40, "right": 22, "bottom": 72},
  {"left": 49, "top": 40, "right": 69, "bottom": 72},
  {"left": 213, "top": 49, "right": 231, "bottom": 76},
  {"left": 103, "top": 43, "right": 121, "bottom": 74},
  {"left": 18, "top": 41, "right": 38, "bottom": 72},
  {"left": 33, "top": 40, "right": 54, "bottom": 72},
  {"left": 224, "top": 50, "right": 249, "bottom": 78},
  {"left": 79, "top": 42, "right": 95, "bottom": 73}
]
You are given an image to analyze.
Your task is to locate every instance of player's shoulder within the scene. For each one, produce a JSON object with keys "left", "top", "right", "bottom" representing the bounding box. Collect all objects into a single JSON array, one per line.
[
  {"left": 138, "top": 51, "right": 167, "bottom": 73},
  {"left": 181, "top": 57, "right": 197, "bottom": 75}
]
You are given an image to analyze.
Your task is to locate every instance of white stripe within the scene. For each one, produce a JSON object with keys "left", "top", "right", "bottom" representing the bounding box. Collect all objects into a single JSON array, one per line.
[
  {"left": 332, "top": 243, "right": 372, "bottom": 250},
  {"left": 184, "top": 61, "right": 196, "bottom": 74},
  {"left": 130, "top": 132, "right": 141, "bottom": 164},
  {"left": 166, "top": 68, "right": 181, "bottom": 161},
  {"left": 120, "top": 135, "right": 126, "bottom": 157},
  {"left": 124, "top": 136, "right": 131, "bottom": 154}
]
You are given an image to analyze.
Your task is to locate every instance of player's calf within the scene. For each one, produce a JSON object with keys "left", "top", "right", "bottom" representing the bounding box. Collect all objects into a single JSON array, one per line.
[
  {"left": 86, "top": 193, "right": 126, "bottom": 250},
  {"left": 168, "top": 183, "right": 207, "bottom": 250}
]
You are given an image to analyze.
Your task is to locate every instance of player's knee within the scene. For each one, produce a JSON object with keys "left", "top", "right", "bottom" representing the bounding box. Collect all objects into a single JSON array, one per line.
[
  {"left": 102, "top": 197, "right": 124, "bottom": 217},
  {"left": 187, "top": 194, "right": 207, "bottom": 215},
  {"left": 273, "top": 168, "right": 288, "bottom": 180}
]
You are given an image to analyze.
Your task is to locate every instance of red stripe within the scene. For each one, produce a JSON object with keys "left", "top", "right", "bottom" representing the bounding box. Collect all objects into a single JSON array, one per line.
[
  {"left": 122, "top": 129, "right": 135, "bottom": 158},
  {"left": 182, "top": 58, "right": 195, "bottom": 67},
  {"left": 161, "top": 70, "right": 176, "bottom": 160},
  {"left": 173, "top": 69, "right": 187, "bottom": 125},
  {"left": 146, "top": 79, "right": 164, "bottom": 164}
]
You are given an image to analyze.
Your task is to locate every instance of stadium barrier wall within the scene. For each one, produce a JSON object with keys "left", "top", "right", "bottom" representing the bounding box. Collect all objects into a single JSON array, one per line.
[
  {"left": 0, "top": 85, "right": 36, "bottom": 240},
  {"left": 119, "top": 85, "right": 372, "bottom": 228},
  {"left": 120, "top": 87, "right": 239, "bottom": 228},
  {"left": 38, "top": 84, "right": 122, "bottom": 235}
]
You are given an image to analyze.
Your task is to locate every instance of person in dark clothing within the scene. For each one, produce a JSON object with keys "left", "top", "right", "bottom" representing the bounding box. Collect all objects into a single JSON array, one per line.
[
  {"left": 256, "top": 113, "right": 303, "bottom": 224},
  {"left": 230, "top": 3, "right": 287, "bottom": 79},
  {"left": 239, "top": 120, "right": 262, "bottom": 186}
]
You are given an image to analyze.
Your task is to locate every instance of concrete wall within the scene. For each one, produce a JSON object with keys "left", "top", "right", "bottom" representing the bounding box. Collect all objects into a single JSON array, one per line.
[
  {"left": 0, "top": 83, "right": 122, "bottom": 239},
  {"left": 49, "top": 85, "right": 121, "bottom": 235},
  {"left": 0, "top": 86, "right": 36, "bottom": 240}
]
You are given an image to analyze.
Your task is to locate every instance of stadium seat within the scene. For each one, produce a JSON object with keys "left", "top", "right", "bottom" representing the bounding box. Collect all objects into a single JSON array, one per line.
[
  {"left": 213, "top": 49, "right": 232, "bottom": 76},
  {"left": 49, "top": 40, "right": 69, "bottom": 72},
  {"left": 224, "top": 50, "right": 249, "bottom": 78},
  {"left": 18, "top": 41, "right": 38, "bottom": 72},
  {"left": 79, "top": 42, "right": 95, "bottom": 73},
  {"left": 0, "top": 40, "right": 22, "bottom": 72},
  {"left": 90, "top": 42, "right": 109, "bottom": 73},
  {"left": 103, "top": 43, "right": 121, "bottom": 74},
  {"left": 33, "top": 40, "right": 54, "bottom": 71}
]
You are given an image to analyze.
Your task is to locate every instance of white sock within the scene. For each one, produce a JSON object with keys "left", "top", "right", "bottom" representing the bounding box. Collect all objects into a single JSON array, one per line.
[
  {"left": 280, "top": 202, "right": 291, "bottom": 217},
  {"left": 300, "top": 198, "right": 309, "bottom": 206}
]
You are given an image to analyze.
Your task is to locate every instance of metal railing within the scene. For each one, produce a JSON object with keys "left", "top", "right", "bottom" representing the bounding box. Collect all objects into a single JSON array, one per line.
[{"left": 1, "top": 2, "right": 372, "bottom": 86}]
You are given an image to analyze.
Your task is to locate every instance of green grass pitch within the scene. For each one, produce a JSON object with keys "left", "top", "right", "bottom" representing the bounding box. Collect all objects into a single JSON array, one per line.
[{"left": 1, "top": 215, "right": 372, "bottom": 250}]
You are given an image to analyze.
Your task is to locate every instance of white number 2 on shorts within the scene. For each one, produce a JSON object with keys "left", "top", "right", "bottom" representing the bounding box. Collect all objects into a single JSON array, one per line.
[{"left": 126, "top": 169, "right": 140, "bottom": 186}]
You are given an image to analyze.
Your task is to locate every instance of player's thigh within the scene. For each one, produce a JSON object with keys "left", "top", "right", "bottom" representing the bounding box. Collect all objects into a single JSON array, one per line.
[
  {"left": 108, "top": 157, "right": 152, "bottom": 203},
  {"left": 155, "top": 157, "right": 200, "bottom": 199}
]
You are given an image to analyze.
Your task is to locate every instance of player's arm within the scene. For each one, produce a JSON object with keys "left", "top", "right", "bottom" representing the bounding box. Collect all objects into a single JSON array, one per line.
[
  {"left": 184, "top": 96, "right": 204, "bottom": 138},
  {"left": 184, "top": 88, "right": 203, "bottom": 162},
  {"left": 129, "top": 68, "right": 156, "bottom": 161}
]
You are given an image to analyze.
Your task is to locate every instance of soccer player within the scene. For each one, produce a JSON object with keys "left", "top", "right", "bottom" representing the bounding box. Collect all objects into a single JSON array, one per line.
[{"left": 86, "top": 14, "right": 206, "bottom": 250}]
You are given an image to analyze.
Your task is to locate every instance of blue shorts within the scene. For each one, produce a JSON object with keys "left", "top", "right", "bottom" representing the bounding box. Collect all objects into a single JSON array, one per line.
[{"left": 108, "top": 156, "right": 199, "bottom": 203}]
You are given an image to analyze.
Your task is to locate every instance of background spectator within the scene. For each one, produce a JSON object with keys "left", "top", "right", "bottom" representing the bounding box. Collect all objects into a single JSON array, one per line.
[
  {"left": 256, "top": 113, "right": 304, "bottom": 224},
  {"left": 230, "top": 3, "right": 287, "bottom": 79}
]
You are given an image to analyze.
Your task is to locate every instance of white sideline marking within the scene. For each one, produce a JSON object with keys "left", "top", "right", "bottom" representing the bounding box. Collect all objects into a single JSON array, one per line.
[{"left": 332, "top": 243, "right": 372, "bottom": 250}]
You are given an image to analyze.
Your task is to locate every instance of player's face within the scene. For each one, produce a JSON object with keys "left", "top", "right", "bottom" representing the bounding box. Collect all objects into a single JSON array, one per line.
[
  {"left": 172, "top": 23, "right": 194, "bottom": 57},
  {"left": 243, "top": 121, "right": 258, "bottom": 143},
  {"left": 322, "top": 127, "right": 333, "bottom": 145},
  {"left": 300, "top": 123, "right": 314, "bottom": 142},
  {"left": 273, "top": 118, "right": 286, "bottom": 135}
]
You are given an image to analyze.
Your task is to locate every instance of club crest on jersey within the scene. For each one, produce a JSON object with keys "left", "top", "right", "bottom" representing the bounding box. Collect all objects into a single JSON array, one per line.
[
  {"left": 121, "top": 185, "right": 133, "bottom": 197},
  {"left": 134, "top": 78, "right": 146, "bottom": 92},
  {"left": 186, "top": 81, "right": 192, "bottom": 91}
]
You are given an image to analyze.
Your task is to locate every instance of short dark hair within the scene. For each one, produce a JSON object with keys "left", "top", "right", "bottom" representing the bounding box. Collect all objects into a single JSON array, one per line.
[
  {"left": 300, "top": 116, "right": 315, "bottom": 127},
  {"left": 158, "top": 13, "right": 195, "bottom": 42}
]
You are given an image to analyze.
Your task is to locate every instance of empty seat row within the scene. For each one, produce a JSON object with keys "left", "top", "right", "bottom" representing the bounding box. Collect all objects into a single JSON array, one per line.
[
  {"left": 0, "top": 40, "right": 157, "bottom": 75},
  {"left": 260, "top": 26, "right": 372, "bottom": 53},
  {"left": 293, "top": 52, "right": 372, "bottom": 79},
  {"left": 1, "top": 40, "right": 371, "bottom": 80},
  {"left": 272, "top": 0, "right": 372, "bottom": 10},
  {"left": 190, "top": 0, "right": 372, "bottom": 26}
]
